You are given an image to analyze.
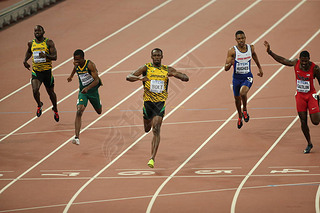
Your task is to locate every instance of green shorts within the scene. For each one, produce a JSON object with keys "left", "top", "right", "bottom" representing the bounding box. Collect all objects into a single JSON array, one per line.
[
  {"left": 77, "top": 88, "right": 101, "bottom": 110},
  {"left": 143, "top": 101, "right": 165, "bottom": 120}
]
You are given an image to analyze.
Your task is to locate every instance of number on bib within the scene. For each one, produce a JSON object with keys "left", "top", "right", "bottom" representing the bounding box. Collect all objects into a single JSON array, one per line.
[
  {"left": 150, "top": 80, "right": 164, "bottom": 93},
  {"left": 79, "top": 73, "right": 94, "bottom": 86},
  {"left": 33, "top": 51, "right": 46, "bottom": 63},
  {"left": 296, "top": 80, "right": 310, "bottom": 93}
]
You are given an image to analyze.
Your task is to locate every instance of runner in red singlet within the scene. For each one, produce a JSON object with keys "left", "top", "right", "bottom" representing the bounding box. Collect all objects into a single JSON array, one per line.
[{"left": 264, "top": 41, "right": 320, "bottom": 153}]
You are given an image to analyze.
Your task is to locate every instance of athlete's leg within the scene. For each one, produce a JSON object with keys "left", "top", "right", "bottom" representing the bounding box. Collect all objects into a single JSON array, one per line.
[
  {"left": 31, "top": 79, "right": 42, "bottom": 106},
  {"left": 310, "top": 112, "right": 320, "bottom": 125},
  {"left": 45, "top": 86, "right": 58, "bottom": 112},
  {"left": 144, "top": 118, "right": 152, "bottom": 133},
  {"left": 150, "top": 115, "right": 163, "bottom": 161},
  {"left": 240, "top": 85, "right": 250, "bottom": 111},
  {"left": 234, "top": 96, "right": 242, "bottom": 118},
  {"left": 75, "top": 104, "right": 86, "bottom": 138},
  {"left": 298, "top": 111, "right": 311, "bottom": 145}
]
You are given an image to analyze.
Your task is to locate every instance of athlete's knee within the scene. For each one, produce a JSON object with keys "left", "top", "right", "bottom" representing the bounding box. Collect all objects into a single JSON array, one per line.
[
  {"left": 152, "top": 125, "right": 161, "bottom": 135},
  {"left": 96, "top": 107, "right": 102, "bottom": 115},
  {"left": 76, "top": 107, "right": 85, "bottom": 117}
]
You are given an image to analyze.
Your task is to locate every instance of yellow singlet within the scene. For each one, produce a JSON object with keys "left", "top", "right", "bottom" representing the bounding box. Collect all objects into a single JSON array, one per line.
[
  {"left": 31, "top": 38, "right": 52, "bottom": 72},
  {"left": 143, "top": 63, "right": 169, "bottom": 102}
]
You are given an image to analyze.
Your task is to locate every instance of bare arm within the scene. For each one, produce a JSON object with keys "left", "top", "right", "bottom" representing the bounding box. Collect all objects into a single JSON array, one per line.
[
  {"left": 23, "top": 41, "right": 32, "bottom": 70},
  {"left": 81, "top": 61, "right": 100, "bottom": 93},
  {"left": 264, "top": 41, "right": 297, "bottom": 67},
  {"left": 40, "top": 39, "right": 57, "bottom": 61},
  {"left": 225, "top": 47, "right": 235, "bottom": 71},
  {"left": 168, "top": 67, "right": 189, "bottom": 81},
  {"left": 314, "top": 65, "right": 320, "bottom": 85},
  {"left": 67, "top": 66, "right": 77, "bottom": 82},
  {"left": 126, "top": 65, "right": 149, "bottom": 82},
  {"left": 251, "top": 45, "right": 263, "bottom": 77}
]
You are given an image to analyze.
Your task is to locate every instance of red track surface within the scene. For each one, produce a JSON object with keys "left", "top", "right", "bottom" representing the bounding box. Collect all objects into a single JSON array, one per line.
[{"left": 0, "top": 0, "right": 320, "bottom": 212}]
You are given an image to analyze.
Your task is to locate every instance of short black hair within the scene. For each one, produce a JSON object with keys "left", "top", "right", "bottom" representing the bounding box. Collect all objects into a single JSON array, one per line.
[
  {"left": 35, "top": 25, "right": 44, "bottom": 31},
  {"left": 151, "top": 48, "right": 163, "bottom": 55},
  {"left": 299, "top": 51, "right": 310, "bottom": 59},
  {"left": 74, "top": 49, "right": 84, "bottom": 58},
  {"left": 235, "top": 30, "right": 245, "bottom": 37}
]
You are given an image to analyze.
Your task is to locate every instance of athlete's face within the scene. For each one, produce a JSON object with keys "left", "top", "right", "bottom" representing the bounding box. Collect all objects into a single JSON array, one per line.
[
  {"left": 235, "top": 33, "right": 246, "bottom": 48},
  {"left": 34, "top": 26, "right": 44, "bottom": 40},
  {"left": 151, "top": 50, "right": 163, "bottom": 66},
  {"left": 299, "top": 56, "right": 310, "bottom": 70},
  {"left": 73, "top": 55, "right": 85, "bottom": 67}
]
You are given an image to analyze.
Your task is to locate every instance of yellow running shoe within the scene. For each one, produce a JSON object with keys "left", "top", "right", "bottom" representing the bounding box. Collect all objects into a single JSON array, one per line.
[{"left": 148, "top": 159, "right": 154, "bottom": 168}]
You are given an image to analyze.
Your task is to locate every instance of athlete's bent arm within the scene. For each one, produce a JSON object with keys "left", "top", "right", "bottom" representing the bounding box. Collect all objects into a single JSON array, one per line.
[
  {"left": 67, "top": 67, "right": 76, "bottom": 82},
  {"left": 264, "top": 41, "right": 296, "bottom": 67},
  {"left": 251, "top": 45, "right": 263, "bottom": 77},
  {"left": 23, "top": 41, "right": 32, "bottom": 70},
  {"left": 81, "top": 61, "right": 100, "bottom": 93},
  {"left": 225, "top": 48, "right": 235, "bottom": 71},
  {"left": 126, "top": 66, "right": 149, "bottom": 82},
  {"left": 168, "top": 67, "right": 189, "bottom": 81},
  {"left": 39, "top": 39, "right": 57, "bottom": 61}
]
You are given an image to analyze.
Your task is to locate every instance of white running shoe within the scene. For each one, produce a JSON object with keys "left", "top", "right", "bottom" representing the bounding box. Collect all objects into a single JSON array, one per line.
[{"left": 72, "top": 138, "right": 80, "bottom": 145}]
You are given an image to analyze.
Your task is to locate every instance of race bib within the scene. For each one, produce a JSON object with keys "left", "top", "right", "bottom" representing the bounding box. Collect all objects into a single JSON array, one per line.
[
  {"left": 150, "top": 80, "right": 164, "bottom": 93},
  {"left": 79, "top": 73, "right": 94, "bottom": 86},
  {"left": 235, "top": 62, "right": 250, "bottom": 74},
  {"left": 296, "top": 80, "right": 310, "bottom": 93},
  {"left": 33, "top": 51, "right": 46, "bottom": 63}
]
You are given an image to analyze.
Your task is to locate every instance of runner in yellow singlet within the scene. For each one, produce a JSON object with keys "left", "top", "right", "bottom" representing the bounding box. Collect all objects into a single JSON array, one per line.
[
  {"left": 126, "top": 48, "right": 189, "bottom": 168},
  {"left": 23, "top": 25, "right": 59, "bottom": 122}
]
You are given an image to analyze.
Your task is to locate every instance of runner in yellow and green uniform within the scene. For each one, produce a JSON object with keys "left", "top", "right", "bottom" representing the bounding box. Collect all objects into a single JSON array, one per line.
[
  {"left": 23, "top": 25, "right": 59, "bottom": 121},
  {"left": 67, "top": 49, "right": 102, "bottom": 145},
  {"left": 126, "top": 48, "right": 189, "bottom": 168}
]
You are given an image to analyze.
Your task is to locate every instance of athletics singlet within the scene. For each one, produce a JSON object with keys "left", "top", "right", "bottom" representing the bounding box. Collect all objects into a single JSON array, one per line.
[
  {"left": 76, "top": 60, "right": 100, "bottom": 91},
  {"left": 295, "top": 60, "right": 316, "bottom": 94},
  {"left": 143, "top": 63, "right": 169, "bottom": 102},
  {"left": 233, "top": 44, "right": 253, "bottom": 79},
  {"left": 31, "top": 38, "right": 52, "bottom": 72}
]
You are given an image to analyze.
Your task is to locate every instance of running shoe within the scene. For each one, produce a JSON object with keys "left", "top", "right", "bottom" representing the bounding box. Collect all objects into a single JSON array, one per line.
[
  {"left": 237, "top": 118, "right": 243, "bottom": 129},
  {"left": 304, "top": 144, "right": 313, "bottom": 154},
  {"left": 148, "top": 159, "right": 154, "bottom": 168},
  {"left": 72, "top": 138, "right": 80, "bottom": 145},
  {"left": 243, "top": 110, "right": 250, "bottom": 122},
  {"left": 36, "top": 102, "right": 43, "bottom": 117},
  {"left": 52, "top": 108, "right": 59, "bottom": 122}
]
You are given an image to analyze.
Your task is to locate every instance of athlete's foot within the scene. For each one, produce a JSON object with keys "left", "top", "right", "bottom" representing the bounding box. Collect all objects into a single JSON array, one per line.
[
  {"left": 72, "top": 137, "right": 80, "bottom": 145},
  {"left": 237, "top": 118, "right": 243, "bottom": 129},
  {"left": 148, "top": 159, "right": 154, "bottom": 168},
  {"left": 304, "top": 143, "right": 313, "bottom": 154},
  {"left": 243, "top": 110, "right": 249, "bottom": 122},
  {"left": 36, "top": 102, "right": 43, "bottom": 117},
  {"left": 52, "top": 108, "right": 59, "bottom": 122}
]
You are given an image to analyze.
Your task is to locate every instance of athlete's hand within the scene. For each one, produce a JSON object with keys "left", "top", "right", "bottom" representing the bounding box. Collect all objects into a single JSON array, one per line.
[
  {"left": 81, "top": 87, "right": 88, "bottom": 94},
  {"left": 39, "top": 51, "right": 46, "bottom": 59},
  {"left": 264, "top": 41, "right": 271, "bottom": 54},
  {"left": 23, "top": 61, "right": 30, "bottom": 70},
  {"left": 257, "top": 69, "right": 263, "bottom": 77},
  {"left": 67, "top": 77, "right": 73, "bottom": 82}
]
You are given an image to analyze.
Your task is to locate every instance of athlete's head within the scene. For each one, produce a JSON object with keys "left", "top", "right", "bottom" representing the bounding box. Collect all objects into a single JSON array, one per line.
[
  {"left": 299, "top": 51, "right": 311, "bottom": 70},
  {"left": 151, "top": 48, "right": 163, "bottom": 67},
  {"left": 235, "top": 30, "right": 246, "bottom": 47},
  {"left": 73, "top": 49, "right": 85, "bottom": 66},
  {"left": 34, "top": 25, "right": 45, "bottom": 40}
]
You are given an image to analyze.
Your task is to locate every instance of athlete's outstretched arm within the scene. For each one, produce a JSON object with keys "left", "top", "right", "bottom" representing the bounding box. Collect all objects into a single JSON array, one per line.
[
  {"left": 225, "top": 47, "right": 235, "bottom": 71},
  {"left": 168, "top": 67, "right": 189, "bottom": 82},
  {"left": 251, "top": 45, "right": 263, "bottom": 77},
  {"left": 67, "top": 66, "right": 76, "bottom": 82},
  {"left": 264, "top": 41, "right": 297, "bottom": 66},
  {"left": 126, "top": 66, "right": 149, "bottom": 82}
]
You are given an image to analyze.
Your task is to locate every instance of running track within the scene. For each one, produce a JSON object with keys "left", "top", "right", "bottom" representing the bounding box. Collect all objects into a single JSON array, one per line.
[{"left": 0, "top": 0, "right": 320, "bottom": 212}]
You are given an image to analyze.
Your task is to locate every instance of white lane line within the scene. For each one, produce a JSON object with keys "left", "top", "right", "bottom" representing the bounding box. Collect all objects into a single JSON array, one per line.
[
  {"left": 147, "top": 1, "right": 309, "bottom": 212},
  {"left": 0, "top": 0, "right": 217, "bottom": 195},
  {"left": 0, "top": 0, "right": 206, "bottom": 143},
  {"left": 0, "top": 0, "right": 172, "bottom": 103},
  {"left": 2, "top": 181, "right": 319, "bottom": 213},
  {"left": 231, "top": 28, "right": 320, "bottom": 213},
  {"left": 0, "top": 115, "right": 295, "bottom": 137},
  {"left": 316, "top": 184, "right": 320, "bottom": 213}
]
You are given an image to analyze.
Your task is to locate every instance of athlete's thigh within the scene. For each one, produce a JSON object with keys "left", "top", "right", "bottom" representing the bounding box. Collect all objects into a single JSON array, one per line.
[
  {"left": 88, "top": 90, "right": 102, "bottom": 110},
  {"left": 295, "top": 92, "right": 307, "bottom": 113},
  {"left": 77, "top": 92, "right": 89, "bottom": 107}
]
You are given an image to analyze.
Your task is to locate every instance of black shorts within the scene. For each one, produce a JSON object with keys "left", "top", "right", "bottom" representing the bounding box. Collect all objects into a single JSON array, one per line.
[
  {"left": 31, "top": 69, "right": 54, "bottom": 88},
  {"left": 143, "top": 101, "right": 165, "bottom": 120}
]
